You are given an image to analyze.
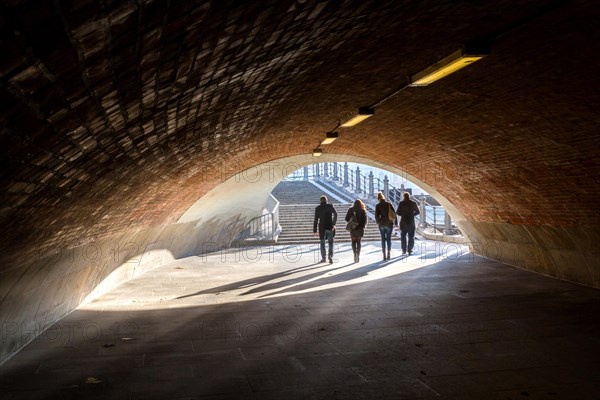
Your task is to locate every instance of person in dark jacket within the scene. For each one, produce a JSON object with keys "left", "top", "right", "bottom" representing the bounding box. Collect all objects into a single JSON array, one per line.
[
  {"left": 345, "top": 199, "right": 368, "bottom": 263},
  {"left": 395, "top": 192, "right": 420, "bottom": 255},
  {"left": 375, "top": 192, "right": 397, "bottom": 260},
  {"left": 313, "top": 195, "right": 337, "bottom": 263}
]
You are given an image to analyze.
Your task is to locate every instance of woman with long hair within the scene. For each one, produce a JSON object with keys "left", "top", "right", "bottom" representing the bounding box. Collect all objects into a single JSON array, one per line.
[
  {"left": 345, "top": 199, "right": 368, "bottom": 263},
  {"left": 375, "top": 192, "right": 397, "bottom": 260}
]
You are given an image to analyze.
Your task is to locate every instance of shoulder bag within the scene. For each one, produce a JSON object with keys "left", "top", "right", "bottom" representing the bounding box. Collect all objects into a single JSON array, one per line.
[{"left": 345, "top": 211, "right": 359, "bottom": 231}]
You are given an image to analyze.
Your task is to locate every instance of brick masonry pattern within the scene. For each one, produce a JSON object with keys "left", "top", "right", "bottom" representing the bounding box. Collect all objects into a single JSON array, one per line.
[{"left": 1, "top": 0, "right": 599, "bottom": 268}]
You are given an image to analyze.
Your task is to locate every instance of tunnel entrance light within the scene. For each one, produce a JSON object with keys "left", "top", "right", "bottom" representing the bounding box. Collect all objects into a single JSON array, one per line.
[
  {"left": 409, "top": 46, "right": 488, "bottom": 87},
  {"left": 340, "top": 107, "right": 374, "bottom": 127},
  {"left": 321, "top": 131, "right": 339, "bottom": 145}
]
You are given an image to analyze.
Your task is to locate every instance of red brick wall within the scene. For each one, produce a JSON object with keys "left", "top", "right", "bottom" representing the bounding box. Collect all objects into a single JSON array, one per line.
[{"left": 1, "top": 0, "right": 599, "bottom": 279}]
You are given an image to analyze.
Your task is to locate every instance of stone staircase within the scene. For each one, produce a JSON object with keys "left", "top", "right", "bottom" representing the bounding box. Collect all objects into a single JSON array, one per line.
[{"left": 272, "top": 181, "right": 383, "bottom": 244}]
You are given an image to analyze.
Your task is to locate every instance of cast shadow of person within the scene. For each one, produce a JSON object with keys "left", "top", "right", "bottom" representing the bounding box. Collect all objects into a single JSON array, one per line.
[{"left": 257, "top": 257, "right": 405, "bottom": 298}]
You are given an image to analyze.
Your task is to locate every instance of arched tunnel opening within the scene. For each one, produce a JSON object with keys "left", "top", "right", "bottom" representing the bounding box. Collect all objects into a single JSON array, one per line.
[
  {"left": 271, "top": 161, "right": 463, "bottom": 245},
  {"left": 76, "top": 154, "right": 473, "bottom": 306},
  {"left": 1, "top": 0, "right": 599, "bottom": 398}
]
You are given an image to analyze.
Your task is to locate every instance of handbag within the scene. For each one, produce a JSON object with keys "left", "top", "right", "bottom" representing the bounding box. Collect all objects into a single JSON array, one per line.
[
  {"left": 387, "top": 201, "right": 396, "bottom": 222},
  {"left": 345, "top": 211, "right": 359, "bottom": 231}
]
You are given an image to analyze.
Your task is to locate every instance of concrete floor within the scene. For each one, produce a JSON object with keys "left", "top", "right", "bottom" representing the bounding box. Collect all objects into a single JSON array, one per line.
[{"left": 1, "top": 239, "right": 599, "bottom": 399}]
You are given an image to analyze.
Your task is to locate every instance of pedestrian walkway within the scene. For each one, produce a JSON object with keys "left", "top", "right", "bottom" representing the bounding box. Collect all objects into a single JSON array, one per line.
[{"left": 1, "top": 239, "right": 598, "bottom": 399}]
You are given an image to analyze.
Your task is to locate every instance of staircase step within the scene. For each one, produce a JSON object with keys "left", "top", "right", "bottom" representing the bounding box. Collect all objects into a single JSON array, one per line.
[{"left": 270, "top": 180, "right": 401, "bottom": 245}]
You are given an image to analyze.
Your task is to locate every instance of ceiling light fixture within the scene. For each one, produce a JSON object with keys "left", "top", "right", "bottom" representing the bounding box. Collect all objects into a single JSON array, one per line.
[
  {"left": 313, "top": 148, "right": 323, "bottom": 157},
  {"left": 320, "top": 131, "right": 339, "bottom": 145},
  {"left": 339, "top": 107, "right": 374, "bottom": 127},
  {"left": 409, "top": 45, "right": 488, "bottom": 87}
]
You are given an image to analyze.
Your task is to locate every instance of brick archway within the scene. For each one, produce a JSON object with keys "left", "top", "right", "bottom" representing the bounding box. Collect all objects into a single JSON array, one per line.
[{"left": 1, "top": 0, "right": 599, "bottom": 365}]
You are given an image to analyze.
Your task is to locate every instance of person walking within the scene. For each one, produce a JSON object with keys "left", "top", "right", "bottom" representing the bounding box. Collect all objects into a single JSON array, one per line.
[
  {"left": 395, "top": 192, "right": 420, "bottom": 255},
  {"left": 375, "top": 192, "right": 397, "bottom": 260},
  {"left": 345, "top": 199, "right": 368, "bottom": 263},
  {"left": 313, "top": 195, "right": 338, "bottom": 264}
]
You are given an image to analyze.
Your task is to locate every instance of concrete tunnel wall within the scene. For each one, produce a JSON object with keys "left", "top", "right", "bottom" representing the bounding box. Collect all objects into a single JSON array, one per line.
[{"left": 1, "top": 0, "right": 600, "bottom": 365}]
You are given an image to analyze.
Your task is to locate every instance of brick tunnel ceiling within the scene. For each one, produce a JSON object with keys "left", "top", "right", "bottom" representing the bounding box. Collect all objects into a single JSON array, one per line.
[{"left": 1, "top": 0, "right": 599, "bottom": 259}]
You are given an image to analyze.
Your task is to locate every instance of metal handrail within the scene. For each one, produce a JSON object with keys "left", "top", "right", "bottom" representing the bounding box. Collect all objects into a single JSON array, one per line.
[
  {"left": 249, "top": 213, "right": 274, "bottom": 240},
  {"left": 236, "top": 194, "right": 281, "bottom": 242}
]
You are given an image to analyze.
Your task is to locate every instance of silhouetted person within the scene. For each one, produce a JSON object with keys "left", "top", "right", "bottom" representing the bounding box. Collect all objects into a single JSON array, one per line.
[
  {"left": 395, "top": 192, "right": 420, "bottom": 255},
  {"left": 345, "top": 199, "right": 368, "bottom": 263},
  {"left": 313, "top": 195, "right": 337, "bottom": 263},
  {"left": 375, "top": 192, "right": 397, "bottom": 260}
]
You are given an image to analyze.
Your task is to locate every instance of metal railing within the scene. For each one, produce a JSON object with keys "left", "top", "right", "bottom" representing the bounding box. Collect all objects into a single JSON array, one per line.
[
  {"left": 244, "top": 213, "right": 275, "bottom": 240},
  {"left": 416, "top": 202, "right": 457, "bottom": 234},
  {"left": 235, "top": 194, "right": 281, "bottom": 242}
]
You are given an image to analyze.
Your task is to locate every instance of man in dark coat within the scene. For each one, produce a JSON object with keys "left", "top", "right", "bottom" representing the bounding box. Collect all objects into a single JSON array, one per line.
[
  {"left": 313, "top": 195, "right": 337, "bottom": 263},
  {"left": 395, "top": 192, "right": 420, "bottom": 255}
]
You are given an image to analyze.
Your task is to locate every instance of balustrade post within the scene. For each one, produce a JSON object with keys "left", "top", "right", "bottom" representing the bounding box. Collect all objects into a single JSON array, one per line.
[
  {"left": 444, "top": 211, "right": 453, "bottom": 235},
  {"left": 315, "top": 163, "right": 320, "bottom": 179},
  {"left": 368, "top": 171, "right": 374, "bottom": 196},
  {"left": 383, "top": 175, "right": 390, "bottom": 200},
  {"left": 343, "top": 162, "right": 349, "bottom": 186},
  {"left": 303, "top": 166, "right": 308, "bottom": 181},
  {"left": 355, "top": 166, "right": 361, "bottom": 193},
  {"left": 323, "top": 162, "right": 329, "bottom": 178},
  {"left": 419, "top": 194, "right": 427, "bottom": 228},
  {"left": 433, "top": 206, "right": 437, "bottom": 231},
  {"left": 333, "top": 163, "right": 339, "bottom": 181}
]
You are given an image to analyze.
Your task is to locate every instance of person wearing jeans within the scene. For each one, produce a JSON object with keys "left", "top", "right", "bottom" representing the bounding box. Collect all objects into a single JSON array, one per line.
[
  {"left": 395, "top": 192, "right": 420, "bottom": 255},
  {"left": 313, "top": 195, "right": 338, "bottom": 263},
  {"left": 374, "top": 192, "right": 397, "bottom": 260}
]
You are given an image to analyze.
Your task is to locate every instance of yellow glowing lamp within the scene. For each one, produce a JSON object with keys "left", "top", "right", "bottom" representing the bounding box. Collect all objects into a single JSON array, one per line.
[
  {"left": 340, "top": 107, "right": 374, "bottom": 127},
  {"left": 313, "top": 148, "right": 323, "bottom": 157},
  {"left": 409, "top": 47, "right": 488, "bottom": 87},
  {"left": 321, "top": 131, "right": 339, "bottom": 145}
]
